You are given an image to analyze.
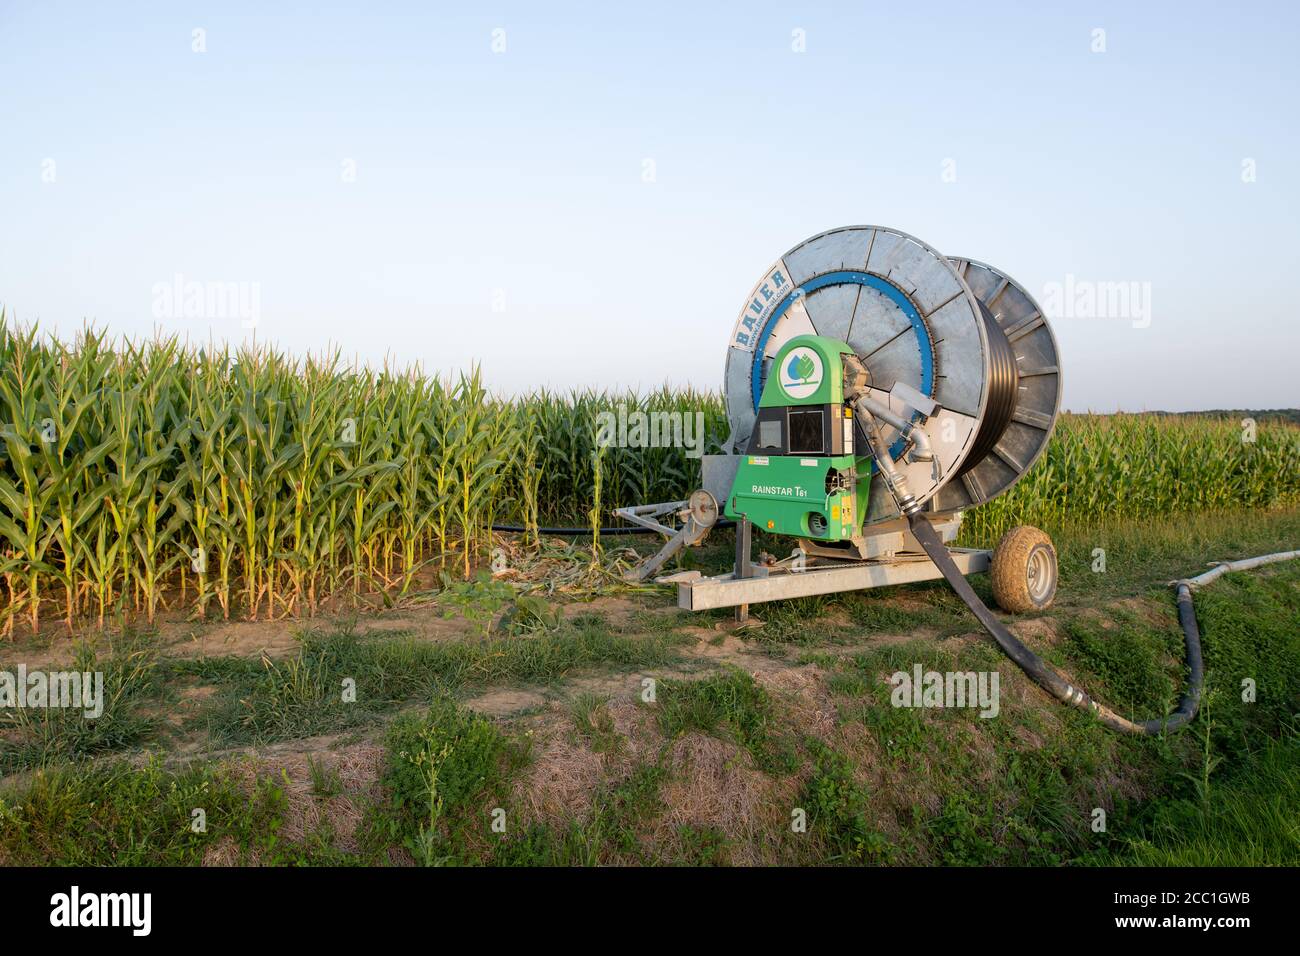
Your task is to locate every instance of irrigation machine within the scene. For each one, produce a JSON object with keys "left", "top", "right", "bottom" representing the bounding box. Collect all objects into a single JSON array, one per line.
[{"left": 621, "top": 225, "right": 1062, "bottom": 621}]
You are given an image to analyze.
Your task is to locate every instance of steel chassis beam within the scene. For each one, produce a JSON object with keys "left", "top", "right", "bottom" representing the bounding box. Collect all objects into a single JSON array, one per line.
[{"left": 677, "top": 548, "right": 991, "bottom": 611}]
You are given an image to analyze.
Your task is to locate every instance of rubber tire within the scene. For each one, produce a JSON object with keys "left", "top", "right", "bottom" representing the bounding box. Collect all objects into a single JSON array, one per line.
[{"left": 990, "top": 525, "right": 1057, "bottom": 613}]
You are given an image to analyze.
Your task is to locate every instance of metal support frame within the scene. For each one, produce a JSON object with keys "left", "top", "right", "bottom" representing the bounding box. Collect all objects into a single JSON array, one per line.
[
  {"left": 734, "top": 515, "right": 752, "bottom": 579},
  {"left": 733, "top": 515, "right": 752, "bottom": 622},
  {"left": 620, "top": 484, "right": 987, "bottom": 619},
  {"left": 613, "top": 501, "right": 685, "bottom": 537},
  {"left": 679, "top": 546, "right": 991, "bottom": 611},
  {"left": 617, "top": 494, "right": 720, "bottom": 583}
]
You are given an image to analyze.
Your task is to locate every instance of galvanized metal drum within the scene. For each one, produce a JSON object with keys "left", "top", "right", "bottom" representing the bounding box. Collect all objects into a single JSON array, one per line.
[
  {"left": 934, "top": 258, "right": 1062, "bottom": 511},
  {"left": 724, "top": 225, "right": 1060, "bottom": 525}
]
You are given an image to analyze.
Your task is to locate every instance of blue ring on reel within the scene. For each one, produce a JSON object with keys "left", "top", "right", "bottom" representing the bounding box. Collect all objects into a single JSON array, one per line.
[{"left": 749, "top": 271, "right": 935, "bottom": 458}]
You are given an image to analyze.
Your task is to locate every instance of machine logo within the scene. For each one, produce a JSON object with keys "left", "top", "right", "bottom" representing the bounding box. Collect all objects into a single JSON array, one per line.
[{"left": 779, "top": 347, "right": 822, "bottom": 399}]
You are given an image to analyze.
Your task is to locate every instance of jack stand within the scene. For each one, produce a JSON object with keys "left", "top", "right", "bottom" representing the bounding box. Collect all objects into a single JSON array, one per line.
[{"left": 734, "top": 515, "right": 752, "bottom": 624}]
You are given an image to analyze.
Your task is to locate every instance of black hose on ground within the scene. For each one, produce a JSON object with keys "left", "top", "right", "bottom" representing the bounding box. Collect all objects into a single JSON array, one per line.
[
  {"left": 907, "top": 512, "right": 1204, "bottom": 735},
  {"left": 491, "top": 521, "right": 736, "bottom": 536}
]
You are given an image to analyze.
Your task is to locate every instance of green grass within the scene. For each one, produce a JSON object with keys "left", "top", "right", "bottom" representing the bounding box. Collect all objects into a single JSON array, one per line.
[
  {"left": 1194, "top": 569, "right": 1300, "bottom": 746},
  {"left": 362, "top": 696, "right": 519, "bottom": 866},
  {"left": 799, "top": 740, "right": 893, "bottom": 863},
  {"left": 491, "top": 764, "right": 670, "bottom": 866},
  {"left": 1061, "top": 610, "right": 1183, "bottom": 720},
  {"left": 181, "top": 615, "right": 686, "bottom": 746},
  {"left": 0, "top": 759, "right": 297, "bottom": 866},
  {"left": 817, "top": 557, "right": 1300, "bottom": 866},
  {"left": 0, "top": 632, "right": 161, "bottom": 773},
  {"left": 1094, "top": 723, "right": 1300, "bottom": 866},
  {"left": 0, "top": 612, "right": 688, "bottom": 770},
  {"left": 569, "top": 693, "right": 622, "bottom": 755}
]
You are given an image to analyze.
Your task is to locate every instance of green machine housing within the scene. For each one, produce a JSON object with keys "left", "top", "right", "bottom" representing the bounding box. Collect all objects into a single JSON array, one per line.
[{"left": 724, "top": 335, "right": 871, "bottom": 540}]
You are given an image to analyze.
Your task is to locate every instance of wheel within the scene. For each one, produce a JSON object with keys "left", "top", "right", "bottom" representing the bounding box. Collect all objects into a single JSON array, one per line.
[
  {"left": 990, "top": 525, "right": 1057, "bottom": 612},
  {"left": 688, "top": 489, "right": 719, "bottom": 528}
]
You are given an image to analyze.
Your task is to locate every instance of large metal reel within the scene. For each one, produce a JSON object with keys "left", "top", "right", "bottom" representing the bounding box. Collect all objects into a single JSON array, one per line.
[
  {"left": 724, "top": 225, "right": 992, "bottom": 524},
  {"left": 928, "top": 258, "right": 1062, "bottom": 511}
]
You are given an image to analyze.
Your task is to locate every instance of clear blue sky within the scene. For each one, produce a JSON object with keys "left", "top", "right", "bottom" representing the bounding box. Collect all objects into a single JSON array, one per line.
[{"left": 2, "top": 1, "right": 1296, "bottom": 411}]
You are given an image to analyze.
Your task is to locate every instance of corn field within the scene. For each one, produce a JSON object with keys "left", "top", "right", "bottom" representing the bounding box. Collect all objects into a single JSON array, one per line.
[
  {"left": 959, "top": 412, "right": 1300, "bottom": 544},
  {"left": 0, "top": 321, "right": 727, "bottom": 633},
  {"left": 2, "top": 320, "right": 1298, "bottom": 633}
]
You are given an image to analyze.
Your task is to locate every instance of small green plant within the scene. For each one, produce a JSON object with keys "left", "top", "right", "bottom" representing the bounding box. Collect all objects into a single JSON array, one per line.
[
  {"left": 585, "top": 764, "right": 667, "bottom": 861},
  {"left": 569, "top": 693, "right": 622, "bottom": 754},
  {"left": 407, "top": 737, "right": 453, "bottom": 866},
  {"left": 801, "top": 741, "right": 893, "bottom": 863},
  {"left": 497, "top": 593, "right": 562, "bottom": 635},
  {"left": 306, "top": 756, "right": 344, "bottom": 798},
  {"left": 437, "top": 570, "right": 516, "bottom": 634},
  {"left": 927, "top": 791, "right": 1001, "bottom": 865},
  {"left": 1179, "top": 689, "right": 1222, "bottom": 806},
  {"left": 377, "top": 696, "right": 508, "bottom": 864}
]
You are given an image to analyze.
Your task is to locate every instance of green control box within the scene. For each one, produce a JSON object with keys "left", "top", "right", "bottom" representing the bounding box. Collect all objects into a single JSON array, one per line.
[{"left": 724, "top": 335, "right": 871, "bottom": 540}]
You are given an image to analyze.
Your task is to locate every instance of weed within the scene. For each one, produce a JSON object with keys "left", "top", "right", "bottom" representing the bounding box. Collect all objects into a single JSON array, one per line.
[{"left": 800, "top": 740, "right": 893, "bottom": 863}]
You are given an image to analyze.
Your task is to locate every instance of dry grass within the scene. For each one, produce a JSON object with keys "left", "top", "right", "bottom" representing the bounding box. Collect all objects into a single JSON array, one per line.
[
  {"left": 753, "top": 664, "right": 838, "bottom": 741},
  {"left": 511, "top": 723, "right": 608, "bottom": 826},
  {"left": 200, "top": 741, "right": 384, "bottom": 865}
]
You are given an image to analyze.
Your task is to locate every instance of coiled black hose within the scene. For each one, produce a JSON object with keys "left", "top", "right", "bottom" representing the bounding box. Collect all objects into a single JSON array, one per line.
[{"left": 956, "top": 302, "right": 1020, "bottom": 479}]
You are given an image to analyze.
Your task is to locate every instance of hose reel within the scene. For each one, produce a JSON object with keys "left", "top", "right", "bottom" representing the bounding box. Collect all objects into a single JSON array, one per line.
[{"left": 724, "top": 226, "right": 1062, "bottom": 525}]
